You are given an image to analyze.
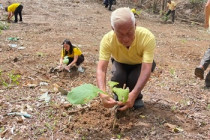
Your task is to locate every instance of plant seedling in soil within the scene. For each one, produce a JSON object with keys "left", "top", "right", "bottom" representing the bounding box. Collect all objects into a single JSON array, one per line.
[
  {"left": 108, "top": 81, "right": 129, "bottom": 103},
  {"left": 63, "top": 56, "right": 69, "bottom": 64},
  {"left": 67, "top": 81, "right": 129, "bottom": 105},
  {"left": 66, "top": 81, "right": 130, "bottom": 129}
]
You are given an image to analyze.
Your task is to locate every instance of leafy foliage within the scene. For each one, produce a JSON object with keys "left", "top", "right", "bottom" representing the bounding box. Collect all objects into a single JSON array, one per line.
[
  {"left": 189, "top": 0, "right": 206, "bottom": 4},
  {"left": 63, "top": 56, "right": 69, "bottom": 64},
  {"left": 108, "top": 81, "right": 129, "bottom": 103},
  {"left": 0, "top": 70, "right": 21, "bottom": 87},
  {"left": 67, "top": 84, "right": 104, "bottom": 105},
  {"left": 0, "top": 21, "right": 9, "bottom": 30},
  {"left": 113, "top": 87, "right": 129, "bottom": 103},
  {"left": 67, "top": 81, "right": 129, "bottom": 105},
  {"left": 8, "top": 72, "right": 21, "bottom": 85},
  {"left": 162, "top": 15, "right": 169, "bottom": 22},
  {"left": 108, "top": 81, "right": 119, "bottom": 89}
]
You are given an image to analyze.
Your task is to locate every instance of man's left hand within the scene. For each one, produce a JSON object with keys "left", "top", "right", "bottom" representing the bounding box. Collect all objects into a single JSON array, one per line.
[{"left": 117, "top": 93, "right": 136, "bottom": 111}]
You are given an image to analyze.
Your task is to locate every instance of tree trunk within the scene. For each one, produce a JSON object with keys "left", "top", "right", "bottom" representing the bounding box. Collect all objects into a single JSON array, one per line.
[{"left": 160, "top": 0, "right": 167, "bottom": 15}]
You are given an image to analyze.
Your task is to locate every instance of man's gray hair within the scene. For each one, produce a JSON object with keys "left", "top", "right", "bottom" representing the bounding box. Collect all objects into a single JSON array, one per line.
[{"left": 111, "top": 7, "right": 135, "bottom": 29}]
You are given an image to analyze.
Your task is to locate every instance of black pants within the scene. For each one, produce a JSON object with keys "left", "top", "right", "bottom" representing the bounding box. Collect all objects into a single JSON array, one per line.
[
  {"left": 14, "top": 5, "right": 23, "bottom": 22},
  {"left": 166, "top": 10, "right": 175, "bottom": 22},
  {"left": 67, "top": 54, "right": 84, "bottom": 66},
  {"left": 200, "top": 48, "right": 210, "bottom": 86},
  {"left": 104, "top": 0, "right": 113, "bottom": 10},
  {"left": 200, "top": 48, "right": 210, "bottom": 70},
  {"left": 111, "top": 59, "right": 156, "bottom": 99}
]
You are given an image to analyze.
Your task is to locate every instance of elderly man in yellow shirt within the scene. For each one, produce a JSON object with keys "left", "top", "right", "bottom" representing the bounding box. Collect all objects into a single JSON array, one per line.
[
  {"left": 5, "top": 3, "right": 23, "bottom": 23},
  {"left": 97, "top": 7, "right": 156, "bottom": 111},
  {"left": 166, "top": 0, "right": 176, "bottom": 23}
]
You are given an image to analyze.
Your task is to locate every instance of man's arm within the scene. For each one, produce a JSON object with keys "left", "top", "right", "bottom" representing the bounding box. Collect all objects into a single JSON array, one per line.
[
  {"left": 97, "top": 60, "right": 108, "bottom": 91},
  {"left": 118, "top": 63, "right": 152, "bottom": 111},
  {"left": 97, "top": 60, "right": 117, "bottom": 108},
  {"left": 7, "top": 12, "right": 13, "bottom": 20},
  {"left": 204, "top": 0, "right": 210, "bottom": 28}
]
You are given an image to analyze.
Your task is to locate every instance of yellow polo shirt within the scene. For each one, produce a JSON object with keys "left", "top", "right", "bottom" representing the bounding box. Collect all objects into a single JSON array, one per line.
[
  {"left": 8, "top": 3, "right": 20, "bottom": 12},
  {"left": 99, "top": 27, "right": 155, "bottom": 65},
  {"left": 61, "top": 47, "right": 82, "bottom": 58},
  {"left": 167, "top": 1, "right": 176, "bottom": 11}
]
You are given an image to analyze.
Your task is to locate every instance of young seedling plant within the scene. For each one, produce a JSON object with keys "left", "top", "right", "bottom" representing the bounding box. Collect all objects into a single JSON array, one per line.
[
  {"left": 66, "top": 81, "right": 129, "bottom": 129},
  {"left": 67, "top": 81, "right": 129, "bottom": 105}
]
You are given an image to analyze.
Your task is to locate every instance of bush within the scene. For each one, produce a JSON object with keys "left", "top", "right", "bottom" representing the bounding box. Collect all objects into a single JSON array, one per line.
[
  {"left": 189, "top": 0, "right": 206, "bottom": 4},
  {"left": 0, "top": 21, "right": 9, "bottom": 30}
]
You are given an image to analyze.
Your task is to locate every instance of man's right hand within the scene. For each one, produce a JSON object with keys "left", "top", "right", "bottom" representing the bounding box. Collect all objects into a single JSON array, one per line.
[{"left": 99, "top": 93, "right": 117, "bottom": 108}]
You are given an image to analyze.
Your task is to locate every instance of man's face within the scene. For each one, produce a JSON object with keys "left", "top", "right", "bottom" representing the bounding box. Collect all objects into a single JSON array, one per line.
[{"left": 114, "top": 22, "right": 135, "bottom": 47}]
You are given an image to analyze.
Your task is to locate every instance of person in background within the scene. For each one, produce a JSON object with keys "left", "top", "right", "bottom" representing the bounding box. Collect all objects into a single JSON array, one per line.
[
  {"left": 194, "top": 0, "right": 210, "bottom": 88},
  {"left": 5, "top": 3, "right": 23, "bottom": 23},
  {"left": 103, "top": 0, "right": 113, "bottom": 11},
  {"left": 165, "top": 0, "right": 176, "bottom": 23},
  {"left": 131, "top": 8, "right": 140, "bottom": 18},
  {"left": 57, "top": 39, "right": 85, "bottom": 73},
  {"left": 97, "top": 7, "right": 156, "bottom": 111}
]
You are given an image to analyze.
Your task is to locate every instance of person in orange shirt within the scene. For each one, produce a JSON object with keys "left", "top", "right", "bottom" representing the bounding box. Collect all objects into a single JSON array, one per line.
[
  {"left": 5, "top": 3, "right": 23, "bottom": 23},
  {"left": 166, "top": 0, "right": 176, "bottom": 23}
]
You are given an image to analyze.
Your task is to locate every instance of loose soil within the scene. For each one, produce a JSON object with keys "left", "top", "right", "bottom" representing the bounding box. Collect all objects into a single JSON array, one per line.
[{"left": 0, "top": 0, "right": 209, "bottom": 139}]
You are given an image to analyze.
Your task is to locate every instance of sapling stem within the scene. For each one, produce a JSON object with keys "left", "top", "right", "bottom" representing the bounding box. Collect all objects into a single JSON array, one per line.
[{"left": 123, "top": 83, "right": 126, "bottom": 89}]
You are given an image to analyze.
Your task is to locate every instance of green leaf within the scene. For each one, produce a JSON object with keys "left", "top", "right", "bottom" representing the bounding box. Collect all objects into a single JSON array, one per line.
[
  {"left": 113, "top": 87, "right": 129, "bottom": 103},
  {"left": 67, "top": 84, "right": 104, "bottom": 105},
  {"left": 108, "top": 81, "right": 119, "bottom": 89},
  {"left": 63, "top": 59, "right": 69, "bottom": 64},
  {"left": 0, "top": 21, "right": 9, "bottom": 30},
  {"left": 207, "top": 104, "right": 210, "bottom": 110}
]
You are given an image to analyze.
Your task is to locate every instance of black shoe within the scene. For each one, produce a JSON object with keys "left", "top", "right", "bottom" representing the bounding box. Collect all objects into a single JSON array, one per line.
[
  {"left": 105, "top": 4, "right": 108, "bottom": 8},
  {"left": 108, "top": 7, "right": 112, "bottom": 11},
  {"left": 195, "top": 67, "right": 204, "bottom": 79},
  {"left": 133, "top": 98, "right": 144, "bottom": 109},
  {"left": 205, "top": 72, "right": 210, "bottom": 87}
]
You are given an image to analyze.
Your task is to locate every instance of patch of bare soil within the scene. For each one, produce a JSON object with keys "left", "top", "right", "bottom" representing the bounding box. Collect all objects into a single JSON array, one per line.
[{"left": 0, "top": 0, "right": 209, "bottom": 139}]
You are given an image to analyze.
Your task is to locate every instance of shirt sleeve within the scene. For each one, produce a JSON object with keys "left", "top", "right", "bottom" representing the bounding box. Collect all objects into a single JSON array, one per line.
[
  {"left": 8, "top": 5, "right": 12, "bottom": 12},
  {"left": 73, "top": 48, "right": 82, "bottom": 56},
  {"left": 99, "top": 34, "right": 111, "bottom": 61},
  {"left": 142, "top": 36, "right": 156, "bottom": 63}
]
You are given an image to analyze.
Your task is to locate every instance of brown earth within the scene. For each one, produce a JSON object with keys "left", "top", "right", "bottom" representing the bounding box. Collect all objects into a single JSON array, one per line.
[{"left": 0, "top": 0, "right": 210, "bottom": 139}]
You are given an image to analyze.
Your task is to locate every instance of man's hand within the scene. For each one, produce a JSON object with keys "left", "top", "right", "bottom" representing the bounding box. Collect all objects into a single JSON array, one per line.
[
  {"left": 117, "top": 92, "right": 136, "bottom": 111},
  {"left": 100, "top": 93, "right": 117, "bottom": 108}
]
